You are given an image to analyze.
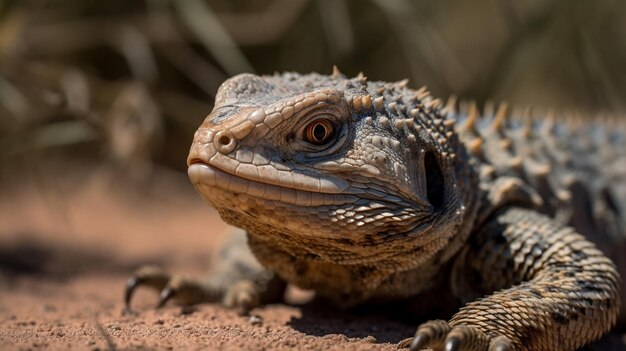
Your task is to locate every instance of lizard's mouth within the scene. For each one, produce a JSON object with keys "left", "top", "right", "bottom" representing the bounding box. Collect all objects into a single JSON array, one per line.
[
  {"left": 187, "top": 161, "right": 356, "bottom": 207},
  {"left": 188, "top": 161, "right": 437, "bottom": 263}
]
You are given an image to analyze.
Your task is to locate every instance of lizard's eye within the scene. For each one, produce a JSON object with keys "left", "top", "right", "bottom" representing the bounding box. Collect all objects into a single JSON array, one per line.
[{"left": 304, "top": 118, "right": 334, "bottom": 145}]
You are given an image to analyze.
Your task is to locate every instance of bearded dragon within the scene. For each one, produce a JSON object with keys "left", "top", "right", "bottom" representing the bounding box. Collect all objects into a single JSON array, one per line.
[{"left": 126, "top": 69, "right": 625, "bottom": 351}]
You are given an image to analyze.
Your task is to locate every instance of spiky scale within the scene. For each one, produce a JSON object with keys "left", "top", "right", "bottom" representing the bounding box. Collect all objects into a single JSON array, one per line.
[
  {"left": 374, "top": 96, "right": 384, "bottom": 110},
  {"left": 332, "top": 65, "right": 342, "bottom": 79},
  {"left": 492, "top": 102, "right": 509, "bottom": 133},
  {"left": 464, "top": 101, "right": 479, "bottom": 134}
]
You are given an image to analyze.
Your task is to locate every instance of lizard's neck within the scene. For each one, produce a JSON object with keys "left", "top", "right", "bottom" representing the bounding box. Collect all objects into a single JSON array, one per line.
[
  {"left": 247, "top": 231, "right": 443, "bottom": 305},
  {"left": 245, "top": 160, "right": 481, "bottom": 306}
]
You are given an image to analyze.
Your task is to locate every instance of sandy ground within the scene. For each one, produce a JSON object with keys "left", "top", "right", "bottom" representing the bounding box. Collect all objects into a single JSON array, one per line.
[{"left": 0, "top": 164, "right": 414, "bottom": 350}]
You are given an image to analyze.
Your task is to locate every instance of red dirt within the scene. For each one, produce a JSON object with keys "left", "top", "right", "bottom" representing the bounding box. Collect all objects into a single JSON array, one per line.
[{"left": 0, "top": 164, "right": 414, "bottom": 350}]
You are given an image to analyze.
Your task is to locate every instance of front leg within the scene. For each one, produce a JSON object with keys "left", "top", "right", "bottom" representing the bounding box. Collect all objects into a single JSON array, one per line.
[
  {"left": 125, "top": 229, "right": 286, "bottom": 314},
  {"left": 409, "top": 207, "right": 620, "bottom": 351}
]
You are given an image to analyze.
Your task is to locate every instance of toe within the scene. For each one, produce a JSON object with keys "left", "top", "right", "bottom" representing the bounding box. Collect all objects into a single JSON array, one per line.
[{"left": 223, "top": 280, "right": 260, "bottom": 316}]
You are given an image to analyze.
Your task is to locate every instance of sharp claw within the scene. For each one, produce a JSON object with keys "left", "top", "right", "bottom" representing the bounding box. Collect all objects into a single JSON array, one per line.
[
  {"left": 444, "top": 336, "right": 460, "bottom": 351},
  {"left": 492, "top": 344, "right": 511, "bottom": 351},
  {"left": 409, "top": 332, "right": 430, "bottom": 351},
  {"left": 124, "top": 276, "right": 142, "bottom": 309},
  {"left": 157, "top": 287, "right": 175, "bottom": 308},
  {"left": 397, "top": 338, "right": 413, "bottom": 349},
  {"left": 489, "top": 336, "right": 513, "bottom": 351}
]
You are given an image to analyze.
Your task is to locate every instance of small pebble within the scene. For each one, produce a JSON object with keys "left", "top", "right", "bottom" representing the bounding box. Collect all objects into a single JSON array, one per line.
[{"left": 249, "top": 315, "right": 263, "bottom": 326}]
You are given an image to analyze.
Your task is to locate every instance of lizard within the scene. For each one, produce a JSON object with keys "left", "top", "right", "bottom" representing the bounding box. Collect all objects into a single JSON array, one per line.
[{"left": 125, "top": 69, "right": 626, "bottom": 351}]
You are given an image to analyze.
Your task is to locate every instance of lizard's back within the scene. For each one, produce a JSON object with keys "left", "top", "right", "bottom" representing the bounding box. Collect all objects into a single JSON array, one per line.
[
  {"left": 452, "top": 102, "right": 626, "bottom": 323},
  {"left": 455, "top": 102, "right": 626, "bottom": 235}
]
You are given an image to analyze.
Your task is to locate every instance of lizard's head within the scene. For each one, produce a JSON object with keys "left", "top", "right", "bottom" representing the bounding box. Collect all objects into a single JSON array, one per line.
[{"left": 188, "top": 71, "right": 474, "bottom": 269}]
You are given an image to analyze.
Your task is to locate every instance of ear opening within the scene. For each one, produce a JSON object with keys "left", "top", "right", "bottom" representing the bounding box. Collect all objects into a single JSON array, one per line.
[{"left": 424, "top": 151, "right": 445, "bottom": 210}]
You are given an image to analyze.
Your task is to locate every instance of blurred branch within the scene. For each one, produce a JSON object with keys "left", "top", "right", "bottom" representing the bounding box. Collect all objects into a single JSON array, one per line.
[
  {"left": 116, "top": 25, "right": 159, "bottom": 84},
  {"left": 316, "top": 0, "right": 354, "bottom": 61},
  {"left": 370, "top": 0, "right": 470, "bottom": 93},
  {"left": 154, "top": 89, "right": 212, "bottom": 131},
  {"left": 470, "top": 1, "right": 556, "bottom": 103},
  {"left": 577, "top": 29, "right": 624, "bottom": 112},
  {"left": 0, "top": 74, "right": 28, "bottom": 119},
  {"left": 0, "top": 119, "right": 99, "bottom": 159},
  {"left": 60, "top": 70, "right": 90, "bottom": 113},
  {"left": 146, "top": 7, "right": 226, "bottom": 96},
  {"left": 173, "top": 0, "right": 254, "bottom": 75},
  {"left": 12, "top": 17, "right": 147, "bottom": 55},
  {"left": 217, "top": 0, "right": 309, "bottom": 46}
]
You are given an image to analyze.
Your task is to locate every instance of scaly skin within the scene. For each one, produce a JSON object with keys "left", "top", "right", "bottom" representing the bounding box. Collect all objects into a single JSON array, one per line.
[{"left": 126, "top": 70, "right": 625, "bottom": 350}]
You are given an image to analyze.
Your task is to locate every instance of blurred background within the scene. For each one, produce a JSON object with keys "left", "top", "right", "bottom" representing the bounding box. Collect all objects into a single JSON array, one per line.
[
  {"left": 0, "top": 0, "right": 625, "bottom": 179},
  {"left": 0, "top": 1, "right": 625, "bottom": 349}
]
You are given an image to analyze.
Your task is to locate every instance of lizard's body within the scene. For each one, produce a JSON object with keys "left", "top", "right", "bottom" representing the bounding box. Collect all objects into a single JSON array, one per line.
[{"left": 127, "top": 71, "right": 625, "bottom": 350}]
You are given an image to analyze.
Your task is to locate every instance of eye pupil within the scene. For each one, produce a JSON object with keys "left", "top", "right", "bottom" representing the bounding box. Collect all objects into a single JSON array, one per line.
[
  {"left": 313, "top": 124, "right": 327, "bottom": 141},
  {"left": 305, "top": 118, "right": 334, "bottom": 145}
]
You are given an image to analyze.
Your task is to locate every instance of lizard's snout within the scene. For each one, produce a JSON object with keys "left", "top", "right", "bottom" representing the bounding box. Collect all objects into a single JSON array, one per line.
[{"left": 187, "top": 107, "right": 258, "bottom": 167}]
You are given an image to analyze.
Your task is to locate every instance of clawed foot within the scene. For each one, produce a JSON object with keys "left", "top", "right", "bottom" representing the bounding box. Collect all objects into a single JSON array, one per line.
[
  {"left": 124, "top": 265, "right": 260, "bottom": 315},
  {"left": 125, "top": 265, "right": 171, "bottom": 310},
  {"left": 398, "top": 320, "right": 513, "bottom": 351}
]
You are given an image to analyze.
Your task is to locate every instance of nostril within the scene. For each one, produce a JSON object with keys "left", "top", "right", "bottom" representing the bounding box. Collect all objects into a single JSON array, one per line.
[
  {"left": 218, "top": 134, "right": 231, "bottom": 146},
  {"left": 213, "top": 130, "right": 238, "bottom": 154}
]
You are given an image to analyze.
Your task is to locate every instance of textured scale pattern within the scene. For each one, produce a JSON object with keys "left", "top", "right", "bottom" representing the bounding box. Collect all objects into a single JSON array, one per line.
[
  {"left": 126, "top": 70, "right": 625, "bottom": 351},
  {"left": 451, "top": 208, "right": 619, "bottom": 350}
]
